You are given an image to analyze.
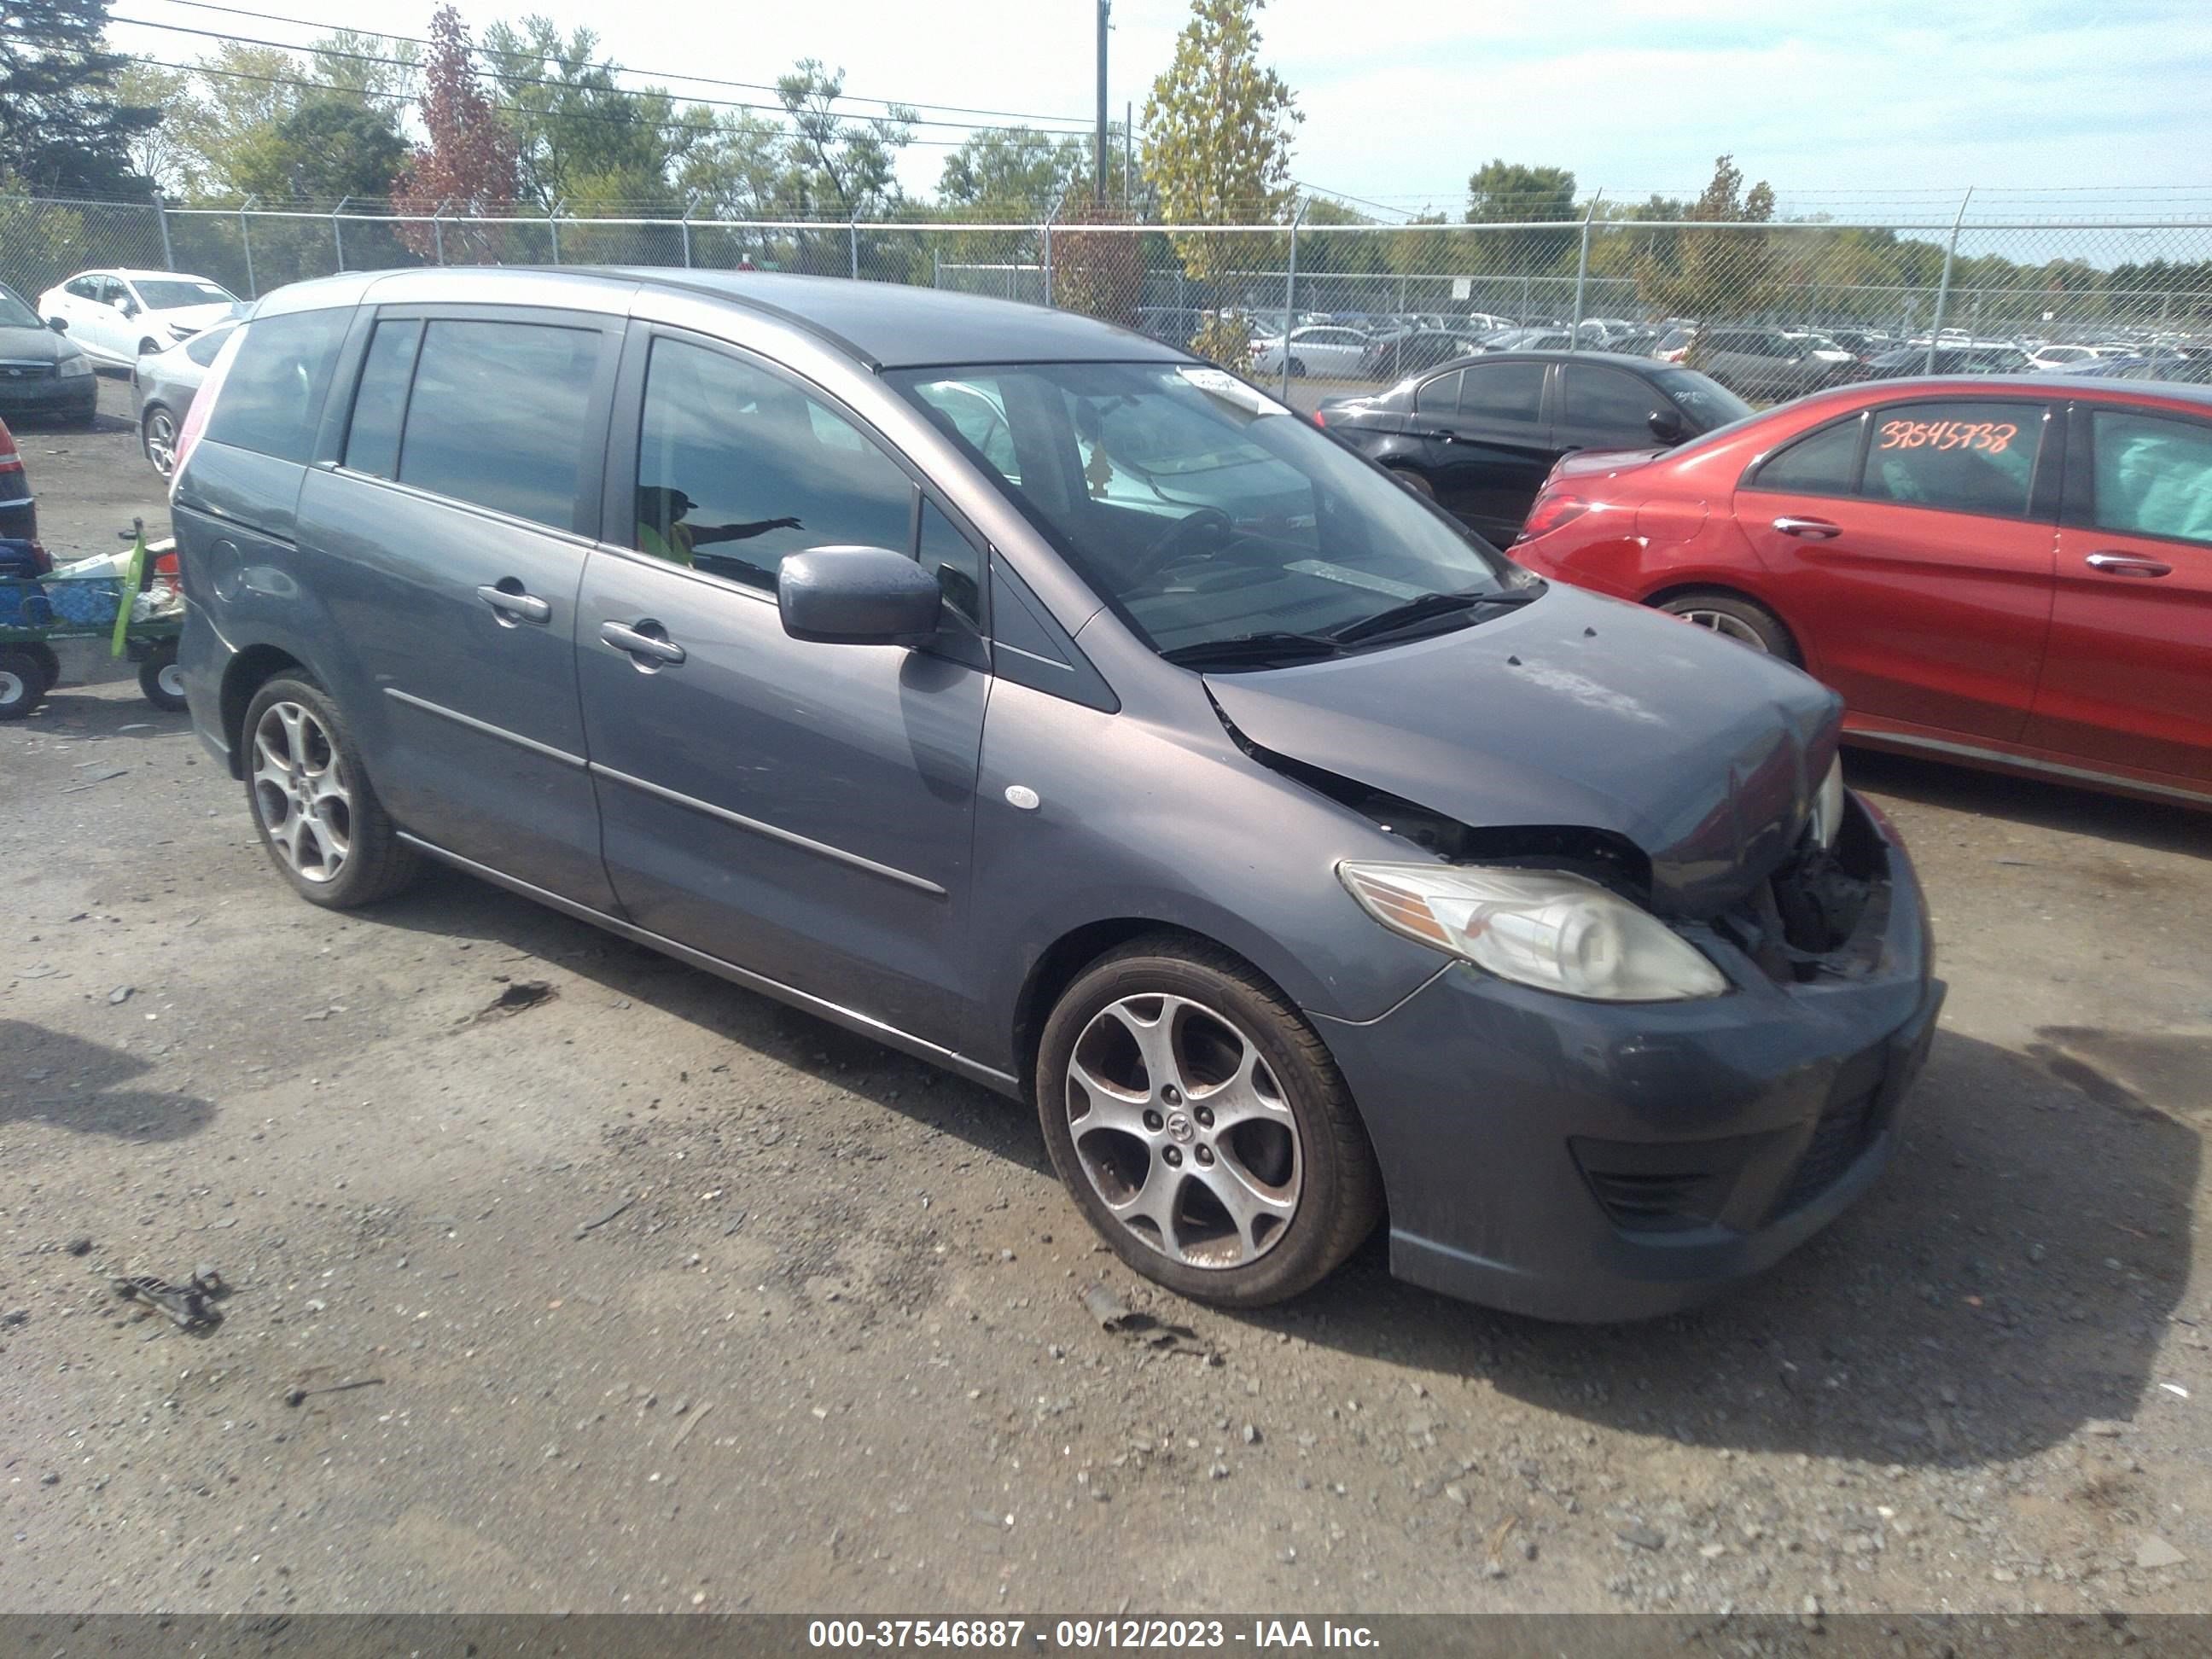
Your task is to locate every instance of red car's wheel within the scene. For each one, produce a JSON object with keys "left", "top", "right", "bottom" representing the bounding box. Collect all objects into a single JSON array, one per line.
[{"left": 1656, "top": 591, "right": 1800, "bottom": 665}]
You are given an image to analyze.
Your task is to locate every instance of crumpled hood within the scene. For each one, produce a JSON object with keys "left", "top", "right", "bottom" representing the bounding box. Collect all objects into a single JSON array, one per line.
[{"left": 1205, "top": 583, "right": 1843, "bottom": 917}]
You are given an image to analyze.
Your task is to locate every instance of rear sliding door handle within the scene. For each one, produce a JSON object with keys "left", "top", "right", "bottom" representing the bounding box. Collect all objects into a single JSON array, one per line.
[
  {"left": 1773, "top": 515, "right": 1841, "bottom": 539},
  {"left": 600, "top": 619, "right": 687, "bottom": 666},
  {"left": 2084, "top": 551, "right": 2172, "bottom": 579},
  {"left": 476, "top": 582, "right": 550, "bottom": 624}
]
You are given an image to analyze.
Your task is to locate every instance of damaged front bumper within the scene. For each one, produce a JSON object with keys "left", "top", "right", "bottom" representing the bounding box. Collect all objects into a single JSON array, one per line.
[{"left": 1313, "top": 792, "right": 1942, "bottom": 1323}]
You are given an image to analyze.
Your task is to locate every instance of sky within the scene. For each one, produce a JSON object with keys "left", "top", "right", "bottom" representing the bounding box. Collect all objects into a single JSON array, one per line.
[{"left": 107, "top": 0, "right": 2212, "bottom": 218}]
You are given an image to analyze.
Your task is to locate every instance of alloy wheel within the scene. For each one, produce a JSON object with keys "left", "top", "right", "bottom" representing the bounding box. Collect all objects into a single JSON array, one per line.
[
  {"left": 251, "top": 701, "right": 354, "bottom": 882},
  {"left": 1064, "top": 993, "right": 1302, "bottom": 1269},
  {"left": 146, "top": 410, "right": 176, "bottom": 477},
  {"left": 1673, "top": 608, "right": 1772, "bottom": 652}
]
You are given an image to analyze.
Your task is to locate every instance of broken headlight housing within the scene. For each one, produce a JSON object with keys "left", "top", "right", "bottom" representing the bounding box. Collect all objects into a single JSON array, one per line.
[{"left": 1339, "top": 862, "right": 1730, "bottom": 1003}]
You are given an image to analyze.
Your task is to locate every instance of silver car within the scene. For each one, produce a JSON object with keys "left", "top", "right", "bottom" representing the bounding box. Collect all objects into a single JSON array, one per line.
[
  {"left": 171, "top": 268, "right": 1939, "bottom": 1320},
  {"left": 132, "top": 322, "right": 236, "bottom": 478}
]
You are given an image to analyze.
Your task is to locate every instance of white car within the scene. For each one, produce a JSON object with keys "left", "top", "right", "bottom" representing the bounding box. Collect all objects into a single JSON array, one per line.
[
  {"left": 2027, "top": 344, "right": 2101, "bottom": 370},
  {"left": 1249, "top": 324, "right": 1371, "bottom": 378},
  {"left": 37, "top": 269, "right": 242, "bottom": 370}
]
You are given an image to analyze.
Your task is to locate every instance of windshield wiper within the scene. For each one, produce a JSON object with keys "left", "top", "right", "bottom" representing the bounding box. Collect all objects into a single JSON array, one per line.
[
  {"left": 1159, "top": 631, "right": 1345, "bottom": 670},
  {"left": 1328, "top": 582, "right": 1545, "bottom": 647}
]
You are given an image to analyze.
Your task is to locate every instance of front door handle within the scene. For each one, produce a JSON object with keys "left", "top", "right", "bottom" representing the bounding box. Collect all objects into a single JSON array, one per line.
[
  {"left": 1773, "top": 515, "right": 1842, "bottom": 539},
  {"left": 2084, "top": 551, "right": 2173, "bottom": 579},
  {"left": 600, "top": 619, "right": 687, "bottom": 666},
  {"left": 476, "top": 582, "right": 550, "bottom": 624}
]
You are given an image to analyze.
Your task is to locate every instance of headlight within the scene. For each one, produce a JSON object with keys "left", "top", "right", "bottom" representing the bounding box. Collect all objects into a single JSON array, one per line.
[
  {"left": 57, "top": 353, "right": 93, "bottom": 378},
  {"left": 1807, "top": 754, "right": 1846, "bottom": 849},
  {"left": 1339, "top": 861, "right": 1730, "bottom": 1002}
]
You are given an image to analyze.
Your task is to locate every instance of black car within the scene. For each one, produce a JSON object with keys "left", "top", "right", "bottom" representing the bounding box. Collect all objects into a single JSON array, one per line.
[
  {"left": 1315, "top": 352, "right": 1751, "bottom": 544},
  {"left": 1353, "top": 327, "right": 1485, "bottom": 380},
  {"left": 0, "top": 282, "right": 100, "bottom": 428}
]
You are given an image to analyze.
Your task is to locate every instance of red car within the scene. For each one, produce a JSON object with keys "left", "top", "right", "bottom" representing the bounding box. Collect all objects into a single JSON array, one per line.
[{"left": 1511, "top": 375, "right": 2212, "bottom": 809}]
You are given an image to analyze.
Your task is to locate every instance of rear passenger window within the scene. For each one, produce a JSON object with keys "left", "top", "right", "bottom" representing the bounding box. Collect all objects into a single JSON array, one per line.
[
  {"left": 1862, "top": 400, "right": 2042, "bottom": 517},
  {"left": 1413, "top": 370, "right": 1460, "bottom": 416},
  {"left": 202, "top": 307, "right": 351, "bottom": 464},
  {"left": 396, "top": 320, "right": 602, "bottom": 532},
  {"left": 1749, "top": 414, "right": 1864, "bottom": 495},
  {"left": 635, "top": 336, "right": 915, "bottom": 596},
  {"left": 342, "top": 318, "right": 422, "bottom": 480},
  {"left": 1458, "top": 360, "right": 1545, "bottom": 422}
]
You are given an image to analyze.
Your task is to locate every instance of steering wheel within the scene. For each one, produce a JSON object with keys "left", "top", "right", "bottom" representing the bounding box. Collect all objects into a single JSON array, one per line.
[{"left": 1126, "top": 506, "right": 1236, "bottom": 587}]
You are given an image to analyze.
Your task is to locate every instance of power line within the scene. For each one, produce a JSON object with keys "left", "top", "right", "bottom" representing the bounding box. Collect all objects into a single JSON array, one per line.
[
  {"left": 106, "top": 13, "right": 1095, "bottom": 136},
  {"left": 130, "top": 0, "right": 1097, "bottom": 127}
]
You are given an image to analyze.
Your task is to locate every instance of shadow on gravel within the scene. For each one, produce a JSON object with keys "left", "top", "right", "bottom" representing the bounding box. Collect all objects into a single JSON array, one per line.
[
  {"left": 370, "top": 864, "right": 1047, "bottom": 1175},
  {"left": 1237, "top": 1024, "right": 2201, "bottom": 1467},
  {"left": 0, "top": 1020, "right": 217, "bottom": 1143},
  {"left": 1846, "top": 747, "right": 2209, "bottom": 862}
]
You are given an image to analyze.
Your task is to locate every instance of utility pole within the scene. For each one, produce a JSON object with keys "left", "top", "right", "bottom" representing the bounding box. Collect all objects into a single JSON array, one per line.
[
  {"left": 1124, "top": 101, "right": 1133, "bottom": 210},
  {"left": 1095, "top": 1, "right": 1110, "bottom": 206}
]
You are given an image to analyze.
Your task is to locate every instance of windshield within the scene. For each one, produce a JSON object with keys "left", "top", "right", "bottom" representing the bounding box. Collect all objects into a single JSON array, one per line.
[
  {"left": 0, "top": 286, "right": 40, "bottom": 329},
  {"left": 133, "top": 278, "right": 236, "bottom": 310},
  {"left": 891, "top": 361, "right": 1515, "bottom": 659},
  {"left": 1652, "top": 368, "right": 1753, "bottom": 428}
]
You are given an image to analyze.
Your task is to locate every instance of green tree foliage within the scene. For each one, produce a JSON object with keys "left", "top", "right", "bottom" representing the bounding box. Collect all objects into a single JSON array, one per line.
[
  {"left": 1634, "top": 154, "right": 1777, "bottom": 336},
  {"left": 1140, "top": 0, "right": 1300, "bottom": 365},
  {"left": 2, "top": 0, "right": 159, "bottom": 195},
  {"left": 482, "top": 18, "right": 690, "bottom": 217},
  {"left": 1052, "top": 199, "right": 1144, "bottom": 328},
  {"left": 1463, "top": 160, "right": 1579, "bottom": 275},
  {"left": 938, "top": 126, "right": 1089, "bottom": 218},
  {"left": 776, "top": 59, "right": 912, "bottom": 221}
]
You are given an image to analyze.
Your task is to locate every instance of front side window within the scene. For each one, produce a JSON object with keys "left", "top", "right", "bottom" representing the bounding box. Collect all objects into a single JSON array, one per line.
[
  {"left": 1860, "top": 400, "right": 2044, "bottom": 516},
  {"left": 201, "top": 306, "right": 352, "bottom": 464},
  {"left": 2089, "top": 410, "right": 2212, "bottom": 547},
  {"left": 635, "top": 336, "right": 914, "bottom": 597},
  {"left": 889, "top": 361, "right": 1515, "bottom": 661},
  {"left": 1560, "top": 364, "right": 1655, "bottom": 431},
  {"left": 391, "top": 320, "right": 601, "bottom": 531},
  {"left": 65, "top": 276, "right": 99, "bottom": 300}
]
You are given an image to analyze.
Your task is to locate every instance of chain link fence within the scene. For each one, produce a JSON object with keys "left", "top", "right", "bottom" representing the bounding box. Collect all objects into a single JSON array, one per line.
[{"left": 5, "top": 193, "right": 2209, "bottom": 402}]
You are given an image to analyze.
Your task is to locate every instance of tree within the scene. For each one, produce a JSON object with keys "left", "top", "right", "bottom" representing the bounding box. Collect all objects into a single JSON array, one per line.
[
  {"left": 1052, "top": 199, "right": 1144, "bottom": 328},
  {"left": 1634, "top": 154, "right": 1777, "bottom": 337},
  {"left": 483, "top": 19, "right": 689, "bottom": 218},
  {"left": 775, "top": 59, "right": 912, "bottom": 222},
  {"left": 1463, "top": 160, "right": 1578, "bottom": 276},
  {"left": 937, "top": 126, "right": 1088, "bottom": 218},
  {"left": 1, "top": 0, "right": 160, "bottom": 195},
  {"left": 1139, "top": 0, "right": 1301, "bottom": 366},
  {"left": 392, "top": 4, "right": 519, "bottom": 261},
  {"left": 114, "top": 61, "right": 196, "bottom": 194}
]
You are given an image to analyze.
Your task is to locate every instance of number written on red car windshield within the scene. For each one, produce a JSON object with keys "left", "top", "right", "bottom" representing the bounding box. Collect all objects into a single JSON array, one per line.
[{"left": 1877, "top": 418, "right": 2017, "bottom": 454}]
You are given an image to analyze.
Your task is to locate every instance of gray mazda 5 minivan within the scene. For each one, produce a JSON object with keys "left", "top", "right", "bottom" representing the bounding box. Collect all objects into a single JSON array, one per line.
[{"left": 172, "top": 267, "right": 1941, "bottom": 1321}]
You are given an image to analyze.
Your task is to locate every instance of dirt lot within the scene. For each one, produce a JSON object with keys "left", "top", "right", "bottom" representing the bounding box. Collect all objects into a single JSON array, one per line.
[{"left": 3, "top": 373, "right": 2209, "bottom": 1616}]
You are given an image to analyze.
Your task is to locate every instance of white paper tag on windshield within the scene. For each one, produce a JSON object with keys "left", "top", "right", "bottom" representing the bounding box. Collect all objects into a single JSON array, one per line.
[
  {"left": 1286, "top": 560, "right": 1429, "bottom": 600},
  {"left": 1177, "top": 366, "right": 1289, "bottom": 416}
]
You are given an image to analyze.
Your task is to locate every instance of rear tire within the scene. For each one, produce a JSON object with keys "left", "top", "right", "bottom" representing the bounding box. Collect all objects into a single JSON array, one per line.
[
  {"left": 1034, "top": 934, "right": 1382, "bottom": 1307},
  {"left": 0, "top": 645, "right": 51, "bottom": 719},
  {"left": 241, "top": 674, "right": 420, "bottom": 908},
  {"left": 1656, "top": 590, "right": 1801, "bottom": 664},
  {"left": 1287, "top": 357, "right": 1307, "bottom": 378},
  {"left": 137, "top": 639, "right": 187, "bottom": 710}
]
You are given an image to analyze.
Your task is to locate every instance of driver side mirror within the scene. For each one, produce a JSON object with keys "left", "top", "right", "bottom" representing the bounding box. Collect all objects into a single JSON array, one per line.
[
  {"left": 1647, "top": 409, "right": 1686, "bottom": 445},
  {"left": 115, "top": 295, "right": 138, "bottom": 317},
  {"left": 46, "top": 316, "right": 67, "bottom": 334},
  {"left": 778, "top": 546, "right": 943, "bottom": 648}
]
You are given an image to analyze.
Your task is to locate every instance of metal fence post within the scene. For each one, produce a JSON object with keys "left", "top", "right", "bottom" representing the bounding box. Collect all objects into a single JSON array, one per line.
[
  {"left": 1043, "top": 191, "right": 1066, "bottom": 306},
  {"left": 680, "top": 195, "right": 696, "bottom": 268},
  {"left": 933, "top": 249, "right": 940, "bottom": 290},
  {"left": 849, "top": 215, "right": 860, "bottom": 281},
  {"left": 547, "top": 201, "right": 563, "bottom": 265},
  {"left": 432, "top": 201, "right": 449, "bottom": 266},
  {"left": 239, "top": 195, "right": 259, "bottom": 298},
  {"left": 1926, "top": 187, "right": 1975, "bottom": 372},
  {"left": 331, "top": 195, "right": 350, "bottom": 272},
  {"left": 152, "top": 193, "right": 174, "bottom": 271},
  {"left": 1568, "top": 193, "right": 1600, "bottom": 351},
  {"left": 1280, "top": 196, "right": 1309, "bottom": 402}
]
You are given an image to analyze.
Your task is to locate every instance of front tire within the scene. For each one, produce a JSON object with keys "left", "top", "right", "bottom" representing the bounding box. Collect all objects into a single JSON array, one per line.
[
  {"left": 1034, "top": 936, "right": 1382, "bottom": 1307},
  {"left": 0, "top": 645, "right": 51, "bottom": 720},
  {"left": 1656, "top": 590, "right": 1801, "bottom": 664},
  {"left": 241, "top": 674, "right": 420, "bottom": 908},
  {"left": 1286, "top": 357, "right": 1307, "bottom": 378},
  {"left": 1387, "top": 466, "right": 1437, "bottom": 500},
  {"left": 143, "top": 405, "right": 177, "bottom": 477}
]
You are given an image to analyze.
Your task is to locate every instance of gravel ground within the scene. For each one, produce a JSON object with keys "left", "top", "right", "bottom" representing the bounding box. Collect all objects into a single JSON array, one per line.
[{"left": 3, "top": 376, "right": 2209, "bottom": 1616}]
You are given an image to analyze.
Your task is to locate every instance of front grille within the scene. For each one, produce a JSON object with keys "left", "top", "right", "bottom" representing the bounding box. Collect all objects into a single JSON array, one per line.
[
  {"left": 1771, "top": 1091, "right": 1877, "bottom": 1218},
  {"left": 0, "top": 360, "right": 55, "bottom": 381}
]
